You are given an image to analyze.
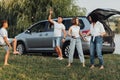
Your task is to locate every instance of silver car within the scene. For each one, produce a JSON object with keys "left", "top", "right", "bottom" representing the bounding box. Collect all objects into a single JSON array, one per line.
[{"left": 15, "top": 8, "right": 120, "bottom": 57}]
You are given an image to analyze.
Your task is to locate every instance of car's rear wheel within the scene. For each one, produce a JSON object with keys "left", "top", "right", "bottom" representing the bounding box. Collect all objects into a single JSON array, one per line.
[
  {"left": 17, "top": 43, "right": 26, "bottom": 55},
  {"left": 62, "top": 41, "right": 80, "bottom": 58},
  {"left": 62, "top": 42, "right": 70, "bottom": 58}
]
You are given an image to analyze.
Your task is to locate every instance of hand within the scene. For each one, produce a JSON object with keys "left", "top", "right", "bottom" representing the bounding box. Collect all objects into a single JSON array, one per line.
[
  {"left": 82, "top": 33, "right": 87, "bottom": 37},
  {"left": 8, "top": 45, "right": 12, "bottom": 49},
  {"left": 83, "top": 37, "right": 88, "bottom": 42},
  {"left": 49, "top": 8, "right": 53, "bottom": 14},
  {"left": 62, "top": 39, "right": 65, "bottom": 43}
]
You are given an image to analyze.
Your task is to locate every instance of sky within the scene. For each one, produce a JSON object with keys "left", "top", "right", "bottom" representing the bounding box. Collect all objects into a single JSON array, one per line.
[{"left": 76, "top": 0, "right": 120, "bottom": 15}]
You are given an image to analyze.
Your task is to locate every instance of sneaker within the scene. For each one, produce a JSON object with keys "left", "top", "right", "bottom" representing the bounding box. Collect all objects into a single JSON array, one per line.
[
  {"left": 56, "top": 57, "right": 60, "bottom": 59},
  {"left": 56, "top": 57, "right": 63, "bottom": 60},
  {"left": 59, "top": 57, "right": 64, "bottom": 60}
]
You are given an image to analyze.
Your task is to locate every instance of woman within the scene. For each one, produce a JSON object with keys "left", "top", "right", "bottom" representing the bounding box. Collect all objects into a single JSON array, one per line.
[
  {"left": 67, "top": 17, "right": 86, "bottom": 67},
  {"left": 86, "top": 13, "right": 106, "bottom": 69}
]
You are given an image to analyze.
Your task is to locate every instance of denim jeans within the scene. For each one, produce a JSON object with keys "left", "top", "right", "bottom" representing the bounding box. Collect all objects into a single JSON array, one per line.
[
  {"left": 69, "top": 38, "right": 85, "bottom": 63},
  {"left": 53, "top": 37, "right": 61, "bottom": 47},
  {"left": 90, "top": 36, "right": 104, "bottom": 65}
]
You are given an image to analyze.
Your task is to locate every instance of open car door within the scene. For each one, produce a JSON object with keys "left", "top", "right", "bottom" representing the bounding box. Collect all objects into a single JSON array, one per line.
[{"left": 88, "top": 8, "right": 120, "bottom": 20}]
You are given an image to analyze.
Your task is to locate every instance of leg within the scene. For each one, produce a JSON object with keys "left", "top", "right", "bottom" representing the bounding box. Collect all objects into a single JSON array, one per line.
[
  {"left": 67, "top": 38, "right": 75, "bottom": 67},
  {"left": 90, "top": 39, "right": 95, "bottom": 68},
  {"left": 96, "top": 37, "right": 104, "bottom": 69},
  {"left": 4, "top": 46, "right": 10, "bottom": 65},
  {"left": 56, "top": 37, "right": 63, "bottom": 58},
  {"left": 55, "top": 47, "right": 60, "bottom": 56},
  {"left": 53, "top": 37, "right": 60, "bottom": 57},
  {"left": 56, "top": 46, "right": 63, "bottom": 58},
  {"left": 11, "top": 38, "right": 19, "bottom": 54},
  {"left": 76, "top": 39, "right": 85, "bottom": 67},
  {"left": 9, "top": 39, "right": 19, "bottom": 54}
]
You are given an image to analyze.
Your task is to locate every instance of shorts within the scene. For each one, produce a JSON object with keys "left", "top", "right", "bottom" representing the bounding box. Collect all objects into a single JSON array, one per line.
[
  {"left": 53, "top": 37, "right": 61, "bottom": 47},
  {"left": 0, "top": 38, "right": 13, "bottom": 51}
]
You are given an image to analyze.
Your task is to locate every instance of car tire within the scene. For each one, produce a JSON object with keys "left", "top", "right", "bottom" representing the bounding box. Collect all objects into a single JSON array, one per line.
[
  {"left": 111, "top": 41, "right": 115, "bottom": 47},
  {"left": 62, "top": 42, "right": 70, "bottom": 58},
  {"left": 17, "top": 42, "right": 26, "bottom": 55}
]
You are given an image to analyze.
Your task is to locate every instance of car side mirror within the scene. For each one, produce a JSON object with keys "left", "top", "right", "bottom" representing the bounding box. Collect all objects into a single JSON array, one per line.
[{"left": 25, "top": 30, "right": 31, "bottom": 34}]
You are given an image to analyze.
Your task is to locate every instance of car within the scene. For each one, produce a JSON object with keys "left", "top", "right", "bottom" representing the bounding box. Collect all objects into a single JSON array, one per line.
[{"left": 15, "top": 8, "right": 120, "bottom": 57}]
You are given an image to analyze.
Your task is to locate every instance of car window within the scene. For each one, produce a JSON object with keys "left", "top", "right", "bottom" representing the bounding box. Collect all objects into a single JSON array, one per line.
[
  {"left": 79, "top": 19, "right": 85, "bottom": 30},
  {"left": 63, "top": 19, "right": 72, "bottom": 30},
  {"left": 47, "top": 22, "right": 54, "bottom": 31},
  {"left": 30, "top": 22, "right": 46, "bottom": 33},
  {"left": 63, "top": 19, "right": 85, "bottom": 30}
]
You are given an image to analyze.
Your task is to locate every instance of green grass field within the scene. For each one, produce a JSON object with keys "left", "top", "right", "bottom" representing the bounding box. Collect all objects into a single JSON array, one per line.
[{"left": 0, "top": 49, "right": 120, "bottom": 80}]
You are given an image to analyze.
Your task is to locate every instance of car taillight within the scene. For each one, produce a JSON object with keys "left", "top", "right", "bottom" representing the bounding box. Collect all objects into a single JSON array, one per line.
[{"left": 82, "top": 30, "right": 90, "bottom": 34}]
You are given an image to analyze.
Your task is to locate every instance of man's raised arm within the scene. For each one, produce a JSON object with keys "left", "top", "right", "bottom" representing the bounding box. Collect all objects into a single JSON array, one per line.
[{"left": 48, "top": 9, "right": 54, "bottom": 24}]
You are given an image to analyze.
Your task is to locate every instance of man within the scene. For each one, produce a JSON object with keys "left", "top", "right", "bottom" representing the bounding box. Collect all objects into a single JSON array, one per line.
[
  {"left": 48, "top": 9, "right": 66, "bottom": 60},
  {"left": 0, "top": 20, "right": 19, "bottom": 65}
]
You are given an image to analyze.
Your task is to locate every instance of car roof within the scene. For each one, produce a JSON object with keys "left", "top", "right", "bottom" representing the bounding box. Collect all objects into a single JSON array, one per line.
[
  {"left": 28, "top": 16, "right": 87, "bottom": 29},
  {"left": 35, "top": 16, "right": 86, "bottom": 23}
]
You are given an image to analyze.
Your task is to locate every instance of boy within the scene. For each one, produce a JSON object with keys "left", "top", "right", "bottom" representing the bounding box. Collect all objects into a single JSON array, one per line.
[{"left": 0, "top": 20, "right": 19, "bottom": 65}]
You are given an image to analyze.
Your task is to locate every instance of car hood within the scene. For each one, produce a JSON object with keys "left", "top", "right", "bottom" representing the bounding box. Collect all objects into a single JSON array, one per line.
[{"left": 87, "top": 8, "right": 120, "bottom": 20}]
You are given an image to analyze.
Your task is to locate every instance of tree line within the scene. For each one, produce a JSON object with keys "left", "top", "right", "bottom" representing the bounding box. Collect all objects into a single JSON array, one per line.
[{"left": 0, "top": 0, "right": 86, "bottom": 37}]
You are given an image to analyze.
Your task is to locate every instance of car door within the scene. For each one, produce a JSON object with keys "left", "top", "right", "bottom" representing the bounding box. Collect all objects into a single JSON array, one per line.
[
  {"left": 88, "top": 8, "right": 120, "bottom": 20},
  {"left": 25, "top": 21, "right": 48, "bottom": 50},
  {"left": 45, "top": 22, "right": 54, "bottom": 48}
]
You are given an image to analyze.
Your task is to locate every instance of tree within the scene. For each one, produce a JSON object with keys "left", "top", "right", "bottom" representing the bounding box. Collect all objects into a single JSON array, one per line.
[{"left": 0, "top": 0, "right": 87, "bottom": 37}]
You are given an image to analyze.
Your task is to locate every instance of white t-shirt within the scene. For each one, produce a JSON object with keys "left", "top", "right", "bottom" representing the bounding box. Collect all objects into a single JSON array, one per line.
[
  {"left": 90, "top": 21, "right": 105, "bottom": 36},
  {"left": 53, "top": 21, "right": 65, "bottom": 37},
  {"left": 0, "top": 28, "right": 8, "bottom": 45},
  {"left": 71, "top": 25, "right": 80, "bottom": 38}
]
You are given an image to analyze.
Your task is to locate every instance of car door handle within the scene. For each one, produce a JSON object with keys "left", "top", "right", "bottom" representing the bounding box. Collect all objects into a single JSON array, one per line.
[
  {"left": 39, "top": 34, "right": 42, "bottom": 36},
  {"left": 45, "top": 33, "right": 48, "bottom": 36}
]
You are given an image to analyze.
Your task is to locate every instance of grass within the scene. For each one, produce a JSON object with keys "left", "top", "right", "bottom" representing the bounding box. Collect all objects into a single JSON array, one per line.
[{"left": 0, "top": 49, "right": 120, "bottom": 80}]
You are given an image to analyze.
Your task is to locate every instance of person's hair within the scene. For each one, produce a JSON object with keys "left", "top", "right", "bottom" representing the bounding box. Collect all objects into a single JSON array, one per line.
[
  {"left": 1, "top": 20, "right": 8, "bottom": 27},
  {"left": 71, "top": 17, "right": 79, "bottom": 25},
  {"left": 58, "top": 16, "right": 63, "bottom": 18},
  {"left": 89, "top": 13, "right": 98, "bottom": 23}
]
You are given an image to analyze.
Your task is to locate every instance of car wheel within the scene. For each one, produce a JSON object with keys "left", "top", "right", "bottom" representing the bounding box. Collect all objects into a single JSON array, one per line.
[
  {"left": 111, "top": 42, "right": 115, "bottom": 47},
  {"left": 62, "top": 42, "right": 70, "bottom": 58},
  {"left": 17, "top": 43, "right": 26, "bottom": 55}
]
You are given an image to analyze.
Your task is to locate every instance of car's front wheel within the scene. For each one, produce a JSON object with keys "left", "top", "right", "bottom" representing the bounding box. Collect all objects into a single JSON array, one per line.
[{"left": 17, "top": 42, "right": 26, "bottom": 55}]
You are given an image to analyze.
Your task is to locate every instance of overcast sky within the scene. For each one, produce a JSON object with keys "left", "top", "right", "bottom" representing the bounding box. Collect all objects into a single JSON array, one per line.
[{"left": 76, "top": 0, "right": 120, "bottom": 15}]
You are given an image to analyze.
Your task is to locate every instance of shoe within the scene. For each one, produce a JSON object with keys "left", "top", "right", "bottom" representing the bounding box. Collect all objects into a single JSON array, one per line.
[
  {"left": 56, "top": 57, "right": 60, "bottom": 59},
  {"left": 56, "top": 57, "right": 63, "bottom": 60},
  {"left": 59, "top": 57, "right": 64, "bottom": 60}
]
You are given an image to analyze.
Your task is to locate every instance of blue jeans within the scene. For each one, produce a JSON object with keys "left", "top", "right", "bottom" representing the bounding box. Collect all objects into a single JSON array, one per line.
[
  {"left": 69, "top": 38, "right": 85, "bottom": 63},
  {"left": 90, "top": 36, "right": 104, "bottom": 65}
]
